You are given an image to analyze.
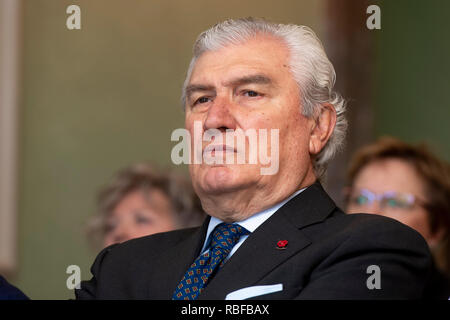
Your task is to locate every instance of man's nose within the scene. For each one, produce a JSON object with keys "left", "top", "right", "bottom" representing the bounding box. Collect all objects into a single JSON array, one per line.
[{"left": 203, "top": 96, "right": 236, "bottom": 132}]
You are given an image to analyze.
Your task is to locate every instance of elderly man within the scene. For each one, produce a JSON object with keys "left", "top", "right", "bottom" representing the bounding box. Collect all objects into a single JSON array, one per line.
[{"left": 76, "top": 18, "right": 431, "bottom": 300}]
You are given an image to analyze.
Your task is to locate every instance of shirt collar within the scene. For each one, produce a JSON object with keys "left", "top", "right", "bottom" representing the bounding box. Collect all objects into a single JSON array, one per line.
[{"left": 201, "top": 187, "right": 306, "bottom": 253}]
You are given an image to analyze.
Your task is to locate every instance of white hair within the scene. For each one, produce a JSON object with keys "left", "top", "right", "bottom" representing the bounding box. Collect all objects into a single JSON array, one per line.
[{"left": 181, "top": 17, "right": 347, "bottom": 179}]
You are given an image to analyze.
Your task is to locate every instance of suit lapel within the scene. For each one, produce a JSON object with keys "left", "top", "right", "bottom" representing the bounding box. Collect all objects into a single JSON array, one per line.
[
  {"left": 278, "top": 181, "right": 337, "bottom": 230},
  {"left": 147, "top": 217, "right": 210, "bottom": 299},
  {"left": 198, "top": 212, "right": 310, "bottom": 299},
  {"left": 198, "top": 181, "right": 336, "bottom": 299}
]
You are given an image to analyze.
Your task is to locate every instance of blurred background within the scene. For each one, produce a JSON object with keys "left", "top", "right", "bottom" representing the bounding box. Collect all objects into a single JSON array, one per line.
[{"left": 0, "top": 0, "right": 448, "bottom": 299}]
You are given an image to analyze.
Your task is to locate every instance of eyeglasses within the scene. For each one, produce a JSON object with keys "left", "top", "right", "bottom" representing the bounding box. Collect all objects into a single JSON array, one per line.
[{"left": 346, "top": 188, "right": 426, "bottom": 210}]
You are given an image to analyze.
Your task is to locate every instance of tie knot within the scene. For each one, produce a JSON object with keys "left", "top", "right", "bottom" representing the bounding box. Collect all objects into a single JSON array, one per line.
[{"left": 210, "top": 223, "right": 249, "bottom": 252}]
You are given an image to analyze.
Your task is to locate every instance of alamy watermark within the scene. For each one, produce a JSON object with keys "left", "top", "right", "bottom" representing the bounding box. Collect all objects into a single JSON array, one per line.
[
  {"left": 171, "top": 121, "right": 279, "bottom": 175},
  {"left": 366, "top": 5, "right": 381, "bottom": 30},
  {"left": 64, "top": 4, "right": 380, "bottom": 31},
  {"left": 66, "top": 4, "right": 81, "bottom": 30},
  {"left": 66, "top": 264, "right": 81, "bottom": 290},
  {"left": 366, "top": 264, "right": 381, "bottom": 290}
]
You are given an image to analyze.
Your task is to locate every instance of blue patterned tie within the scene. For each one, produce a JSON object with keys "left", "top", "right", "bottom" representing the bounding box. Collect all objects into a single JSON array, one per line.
[{"left": 172, "top": 223, "right": 249, "bottom": 300}]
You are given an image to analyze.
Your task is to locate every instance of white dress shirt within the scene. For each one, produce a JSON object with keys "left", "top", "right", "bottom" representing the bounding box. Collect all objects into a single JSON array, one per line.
[{"left": 200, "top": 187, "right": 306, "bottom": 261}]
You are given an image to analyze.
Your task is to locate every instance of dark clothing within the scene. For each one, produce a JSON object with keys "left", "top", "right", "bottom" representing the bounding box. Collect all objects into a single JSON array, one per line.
[
  {"left": 76, "top": 182, "right": 433, "bottom": 299},
  {"left": 423, "top": 262, "right": 450, "bottom": 299},
  {"left": 0, "top": 275, "right": 29, "bottom": 300}
]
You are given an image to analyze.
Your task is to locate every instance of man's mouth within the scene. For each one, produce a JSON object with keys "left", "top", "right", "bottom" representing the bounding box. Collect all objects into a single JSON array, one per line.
[{"left": 203, "top": 144, "right": 237, "bottom": 156}]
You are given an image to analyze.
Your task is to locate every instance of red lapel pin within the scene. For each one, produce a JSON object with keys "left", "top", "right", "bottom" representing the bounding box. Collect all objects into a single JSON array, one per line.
[{"left": 276, "top": 240, "right": 288, "bottom": 250}]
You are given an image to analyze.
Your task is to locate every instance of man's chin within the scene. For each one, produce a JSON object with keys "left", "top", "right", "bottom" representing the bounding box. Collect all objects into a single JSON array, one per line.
[{"left": 198, "top": 165, "right": 245, "bottom": 195}]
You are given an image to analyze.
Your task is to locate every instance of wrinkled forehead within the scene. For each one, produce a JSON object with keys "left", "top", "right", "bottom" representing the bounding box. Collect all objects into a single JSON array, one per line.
[
  {"left": 180, "top": 34, "right": 293, "bottom": 108},
  {"left": 189, "top": 36, "right": 291, "bottom": 85}
]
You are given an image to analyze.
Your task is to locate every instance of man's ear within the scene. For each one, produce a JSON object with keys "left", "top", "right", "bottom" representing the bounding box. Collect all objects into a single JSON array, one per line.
[{"left": 308, "top": 103, "right": 337, "bottom": 155}]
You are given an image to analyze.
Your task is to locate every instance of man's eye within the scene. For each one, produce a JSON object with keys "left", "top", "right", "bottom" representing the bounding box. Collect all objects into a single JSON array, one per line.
[
  {"left": 194, "top": 96, "right": 211, "bottom": 105},
  {"left": 243, "top": 90, "right": 260, "bottom": 97}
]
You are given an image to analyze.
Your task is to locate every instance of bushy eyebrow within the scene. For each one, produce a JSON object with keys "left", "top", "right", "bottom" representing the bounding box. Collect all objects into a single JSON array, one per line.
[
  {"left": 185, "top": 74, "right": 274, "bottom": 101},
  {"left": 185, "top": 84, "right": 216, "bottom": 101},
  {"left": 224, "top": 74, "right": 273, "bottom": 87}
]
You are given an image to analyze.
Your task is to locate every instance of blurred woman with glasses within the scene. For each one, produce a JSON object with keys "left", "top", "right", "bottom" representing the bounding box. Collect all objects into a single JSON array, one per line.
[{"left": 345, "top": 137, "right": 450, "bottom": 299}]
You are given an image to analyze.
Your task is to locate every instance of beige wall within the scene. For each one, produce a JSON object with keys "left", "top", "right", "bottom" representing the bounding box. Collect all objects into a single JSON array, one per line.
[{"left": 13, "top": 0, "right": 325, "bottom": 299}]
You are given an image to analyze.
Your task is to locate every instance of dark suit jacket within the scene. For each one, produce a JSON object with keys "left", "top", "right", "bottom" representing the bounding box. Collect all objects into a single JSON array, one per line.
[{"left": 76, "top": 182, "right": 433, "bottom": 299}]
